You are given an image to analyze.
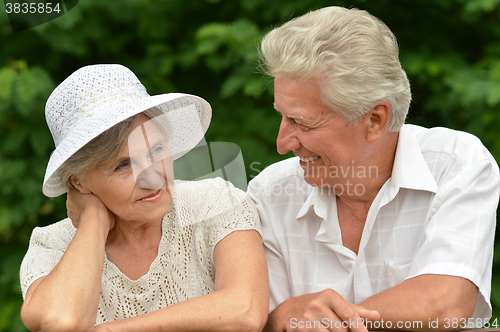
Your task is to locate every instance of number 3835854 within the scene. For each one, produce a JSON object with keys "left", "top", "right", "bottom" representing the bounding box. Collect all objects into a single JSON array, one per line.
[{"left": 5, "top": 2, "right": 61, "bottom": 14}]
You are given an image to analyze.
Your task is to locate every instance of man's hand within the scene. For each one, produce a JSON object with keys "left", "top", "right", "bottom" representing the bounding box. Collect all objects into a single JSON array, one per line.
[
  {"left": 66, "top": 188, "right": 115, "bottom": 231},
  {"left": 265, "top": 289, "right": 380, "bottom": 332}
]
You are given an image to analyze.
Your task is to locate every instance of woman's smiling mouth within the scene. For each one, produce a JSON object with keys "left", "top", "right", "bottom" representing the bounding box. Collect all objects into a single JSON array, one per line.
[{"left": 137, "top": 189, "right": 163, "bottom": 202}]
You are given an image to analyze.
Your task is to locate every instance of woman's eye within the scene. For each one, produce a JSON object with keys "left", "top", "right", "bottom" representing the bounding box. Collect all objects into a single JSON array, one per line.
[
  {"left": 114, "top": 162, "right": 130, "bottom": 172},
  {"left": 150, "top": 145, "right": 166, "bottom": 160},
  {"left": 151, "top": 145, "right": 164, "bottom": 154}
]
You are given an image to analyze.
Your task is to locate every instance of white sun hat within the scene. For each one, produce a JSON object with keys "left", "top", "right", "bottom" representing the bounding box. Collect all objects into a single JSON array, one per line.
[{"left": 43, "top": 64, "right": 212, "bottom": 197}]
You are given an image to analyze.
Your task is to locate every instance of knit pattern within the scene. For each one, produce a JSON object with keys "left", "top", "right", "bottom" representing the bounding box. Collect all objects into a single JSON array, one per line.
[{"left": 20, "top": 178, "right": 260, "bottom": 324}]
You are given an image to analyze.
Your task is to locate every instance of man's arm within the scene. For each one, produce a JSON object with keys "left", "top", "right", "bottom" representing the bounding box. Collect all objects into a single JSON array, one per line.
[
  {"left": 263, "top": 274, "right": 476, "bottom": 332},
  {"left": 359, "top": 274, "right": 478, "bottom": 331}
]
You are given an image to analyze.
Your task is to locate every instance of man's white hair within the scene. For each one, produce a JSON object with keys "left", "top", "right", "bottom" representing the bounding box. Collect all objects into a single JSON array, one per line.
[{"left": 260, "top": 6, "right": 411, "bottom": 132}]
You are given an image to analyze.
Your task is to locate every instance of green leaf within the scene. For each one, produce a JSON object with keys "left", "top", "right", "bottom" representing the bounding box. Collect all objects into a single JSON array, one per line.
[
  {"left": 0, "top": 67, "right": 16, "bottom": 101},
  {"left": 487, "top": 82, "right": 500, "bottom": 106}
]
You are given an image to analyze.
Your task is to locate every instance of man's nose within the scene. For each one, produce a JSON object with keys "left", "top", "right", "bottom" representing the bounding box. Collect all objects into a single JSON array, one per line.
[
  {"left": 276, "top": 117, "right": 300, "bottom": 155},
  {"left": 135, "top": 165, "right": 165, "bottom": 190}
]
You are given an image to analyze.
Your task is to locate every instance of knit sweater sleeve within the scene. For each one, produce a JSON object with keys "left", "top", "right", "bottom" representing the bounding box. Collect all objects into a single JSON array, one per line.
[
  {"left": 176, "top": 178, "right": 261, "bottom": 260},
  {"left": 19, "top": 219, "right": 76, "bottom": 299},
  {"left": 208, "top": 178, "right": 261, "bottom": 251}
]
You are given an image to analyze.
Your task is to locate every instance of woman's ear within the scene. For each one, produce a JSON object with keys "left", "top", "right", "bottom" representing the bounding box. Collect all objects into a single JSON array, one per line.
[{"left": 69, "top": 175, "right": 92, "bottom": 194}]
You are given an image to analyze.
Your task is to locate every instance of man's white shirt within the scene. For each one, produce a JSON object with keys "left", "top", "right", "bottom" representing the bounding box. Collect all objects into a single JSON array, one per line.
[{"left": 247, "top": 124, "right": 499, "bottom": 319}]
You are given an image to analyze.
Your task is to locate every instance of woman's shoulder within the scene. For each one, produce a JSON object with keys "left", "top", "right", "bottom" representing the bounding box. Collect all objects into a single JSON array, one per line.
[
  {"left": 175, "top": 177, "right": 237, "bottom": 189},
  {"left": 172, "top": 178, "right": 253, "bottom": 221},
  {"left": 170, "top": 178, "right": 260, "bottom": 251},
  {"left": 29, "top": 218, "right": 76, "bottom": 249},
  {"left": 174, "top": 177, "right": 246, "bottom": 199}
]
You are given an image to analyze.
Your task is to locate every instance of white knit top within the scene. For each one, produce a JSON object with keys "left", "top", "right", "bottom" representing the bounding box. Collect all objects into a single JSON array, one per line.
[{"left": 20, "top": 178, "right": 260, "bottom": 324}]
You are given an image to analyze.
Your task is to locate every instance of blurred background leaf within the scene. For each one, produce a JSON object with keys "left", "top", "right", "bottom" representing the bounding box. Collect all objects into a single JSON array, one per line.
[{"left": 1, "top": 0, "right": 499, "bottom": 330}]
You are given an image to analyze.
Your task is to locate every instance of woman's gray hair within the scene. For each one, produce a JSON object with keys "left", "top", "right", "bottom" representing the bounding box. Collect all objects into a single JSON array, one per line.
[
  {"left": 260, "top": 6, "right": 411, "bottom": 132},
  {"left": 58, "top": 107, "right": 173, "bottom": 189}
]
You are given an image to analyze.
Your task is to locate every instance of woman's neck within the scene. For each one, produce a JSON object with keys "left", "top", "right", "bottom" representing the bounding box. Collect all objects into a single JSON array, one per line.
[
  {"left": 105, "top": 219, "right": 163, "bottom": 280},
  {"left": 107, "top": 218, "right": 162, "bottom": 247}
]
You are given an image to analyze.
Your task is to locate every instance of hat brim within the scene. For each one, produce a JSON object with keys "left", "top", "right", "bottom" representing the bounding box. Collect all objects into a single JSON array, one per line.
[{"left": 43, "top": 93, "right": 211, "bottom": 197}]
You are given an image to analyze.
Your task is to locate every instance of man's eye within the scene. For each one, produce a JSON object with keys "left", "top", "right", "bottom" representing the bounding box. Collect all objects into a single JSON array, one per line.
[{"left": 297, "top": 122, "right": 310, "bottom": 132}]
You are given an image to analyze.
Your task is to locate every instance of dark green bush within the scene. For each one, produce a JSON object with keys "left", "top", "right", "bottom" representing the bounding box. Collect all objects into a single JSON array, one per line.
[{"left": 1, "top": 0, "right": 499, "bottom": 330}]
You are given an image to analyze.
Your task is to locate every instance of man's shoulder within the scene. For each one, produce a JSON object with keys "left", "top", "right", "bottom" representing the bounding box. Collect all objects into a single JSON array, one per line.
[
  {"left": 407, "top": 124, "right": 482, "bottom": 147},
  {"left": 249, "top": 157, "right": 305, "bottom": 188},
  {"left": 406, "top": 124, "right": 496, "bottom": 166},
  {"left": 247, "top": 157, "right": 315, "bottom": 204}
]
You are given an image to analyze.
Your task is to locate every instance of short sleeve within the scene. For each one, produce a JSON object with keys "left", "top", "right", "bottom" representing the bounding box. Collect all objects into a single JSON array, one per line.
[
  {"left": 247, "top": 175, "right": 292, "bottom": 312},
  {"left": 174, "top": 178, "right": 261, "bottom": 261},
  {"left": 408, "top": 157, "right": 499, "bottom": 319},
  {"left": 206, "top": 178, "right": 261, "bottom": 252},
  {"left": 19, "top": 219, "right": 76, "bottom": 299}
]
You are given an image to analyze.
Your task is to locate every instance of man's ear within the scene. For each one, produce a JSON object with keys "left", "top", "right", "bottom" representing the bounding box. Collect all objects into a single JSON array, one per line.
[
  {"left": 69, "top": 175, "right": 92, "bottom": 194},
  {"left": 364, "top": 101, "right": 391, "bottom": 143}
]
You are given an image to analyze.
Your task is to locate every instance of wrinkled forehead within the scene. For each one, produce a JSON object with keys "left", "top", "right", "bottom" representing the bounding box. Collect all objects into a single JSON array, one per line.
[{"left": 128, "top": 115, "right": 169, "bottom": 151}]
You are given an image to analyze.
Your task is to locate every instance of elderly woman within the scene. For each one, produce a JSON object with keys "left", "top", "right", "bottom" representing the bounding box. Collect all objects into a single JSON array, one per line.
[{"left": 19, "top": 64, "right": 268, "bottom": 332}]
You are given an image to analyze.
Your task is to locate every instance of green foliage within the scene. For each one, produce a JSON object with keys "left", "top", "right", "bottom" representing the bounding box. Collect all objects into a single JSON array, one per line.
[
  {"left": 1, "top": 0, "right": 499, "bottom": 330},
  {"left": 0, "top": 246, "right": 26, "bottom": 332},
  {"left": 0, "top": 60, "right": 63, "bottom": 239}
]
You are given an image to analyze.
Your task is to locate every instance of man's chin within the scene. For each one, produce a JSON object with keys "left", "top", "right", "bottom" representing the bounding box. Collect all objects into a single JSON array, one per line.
[{"left": 303, "top": 175, "right": 326, "bottom": 188}]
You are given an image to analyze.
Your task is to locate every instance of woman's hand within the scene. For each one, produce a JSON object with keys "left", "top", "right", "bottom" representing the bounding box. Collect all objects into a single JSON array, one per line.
[{"left": 67, "top": 188, "right": 115, "bottom": 231}]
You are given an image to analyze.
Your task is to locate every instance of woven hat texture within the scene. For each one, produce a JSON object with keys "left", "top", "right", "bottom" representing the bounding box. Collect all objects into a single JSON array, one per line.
[{"left": 43, "top": 64, "right": 211, "bottom": 197}]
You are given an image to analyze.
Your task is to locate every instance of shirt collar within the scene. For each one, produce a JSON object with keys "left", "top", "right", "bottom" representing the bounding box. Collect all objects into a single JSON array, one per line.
[
  {"left": 296, "top": 186, "right": 329, "bottom": 220},
  {"left": 390, "top": 124, "right": 438, "bottom": 193},
  {"left": 295, "top": 124, "right": 438, "bottom": 221}
]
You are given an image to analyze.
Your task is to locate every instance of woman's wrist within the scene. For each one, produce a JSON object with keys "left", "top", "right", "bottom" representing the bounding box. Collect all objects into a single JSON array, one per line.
[{"left": 79, "top": 208, "right": 112, "bottom": 237}]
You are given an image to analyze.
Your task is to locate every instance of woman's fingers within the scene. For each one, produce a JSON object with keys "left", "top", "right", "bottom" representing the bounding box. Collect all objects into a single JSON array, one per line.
[{"left": 66, "top": 188, "right": 113, "bottom": 229}]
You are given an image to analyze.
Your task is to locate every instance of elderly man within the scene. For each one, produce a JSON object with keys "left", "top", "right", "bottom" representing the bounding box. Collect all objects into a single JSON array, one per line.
[{"left": 247, "top": 6, "right": 499, "bottom": 332}]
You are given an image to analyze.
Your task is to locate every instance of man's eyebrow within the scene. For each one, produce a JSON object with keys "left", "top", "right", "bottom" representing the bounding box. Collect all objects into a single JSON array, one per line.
[{"left": 273, "top": 103, "right": 311, "bottom": 123}]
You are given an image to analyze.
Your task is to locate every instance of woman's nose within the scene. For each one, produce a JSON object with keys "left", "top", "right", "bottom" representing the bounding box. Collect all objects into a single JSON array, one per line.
[
  {"left": 135, "top": 165, "right": 165, "bottom": 190},
  {"left": 276, "top": 117, "right": 300, "bottom": 155}
]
